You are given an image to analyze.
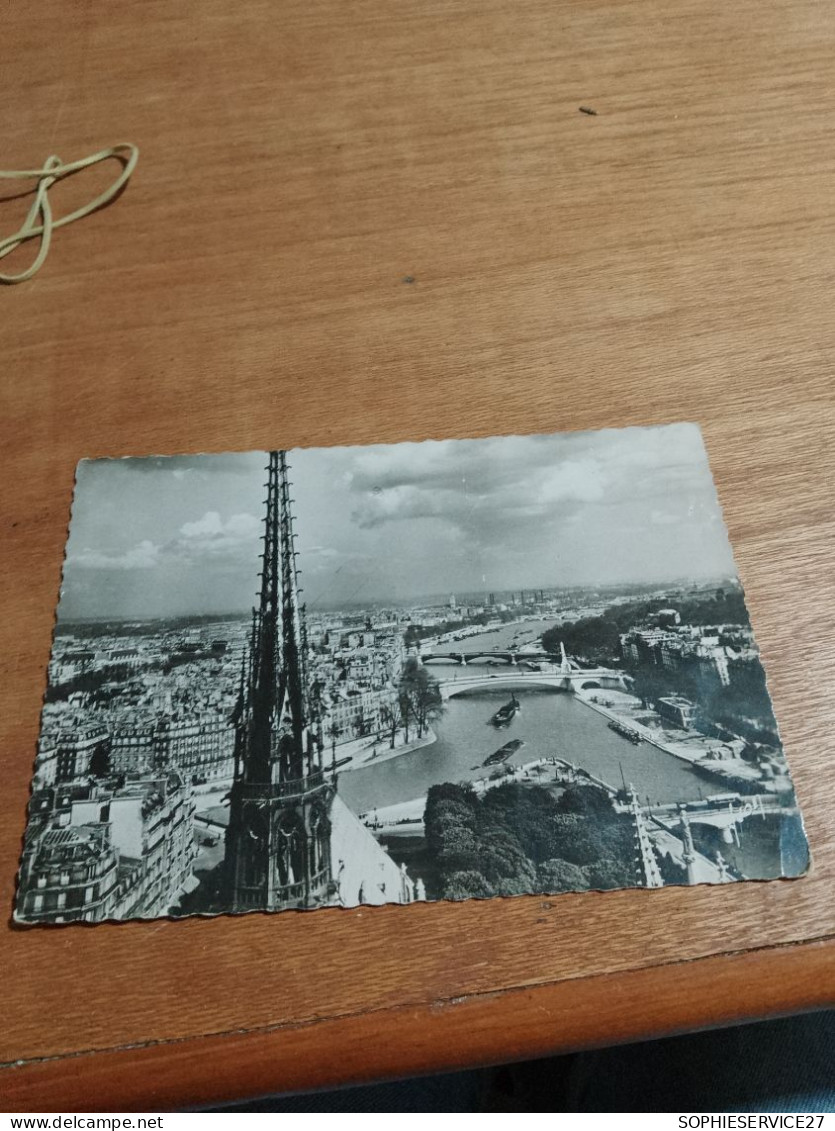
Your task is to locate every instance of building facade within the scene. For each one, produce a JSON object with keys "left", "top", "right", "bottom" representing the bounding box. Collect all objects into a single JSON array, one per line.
[
  {"left": 16, "top": 825, "right": 122, "bottom": 923},
  {"left": 54, "top": 725, "right": 111, "bottom": 783},
  {"left": 107, "top": 713, "right": 235, "bottom": 781},
  {"left": 16, "top": 770, "right": 196, "bottom": 923}
]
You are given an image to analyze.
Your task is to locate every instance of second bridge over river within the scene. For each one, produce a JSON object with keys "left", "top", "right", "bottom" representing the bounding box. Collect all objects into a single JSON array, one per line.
[
  {"left": 420, "top": 643, "right": 631, "bottom": 700},
  {"left": 430, "top": 666, "right": 631, "bottom": 701}
]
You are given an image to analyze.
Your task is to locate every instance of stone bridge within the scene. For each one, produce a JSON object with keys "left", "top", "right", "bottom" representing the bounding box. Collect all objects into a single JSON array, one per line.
[
  {"left": 643, "top": 795, "right": 790, "bottom": 844},
  {"left": 422, "top": 649, "right": 557, "bottom": 666},
  {"left": 437, "top": 668, "right": 630, "bottom": 701}
]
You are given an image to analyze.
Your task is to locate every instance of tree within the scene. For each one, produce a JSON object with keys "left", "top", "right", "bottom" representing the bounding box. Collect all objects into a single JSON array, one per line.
[
  {"left": 557, "top": 784, "right": 616, "bottom": 821},
  {"left": 629, "top": 666, "right": 672, "bottom": 709},
  {"left": 442, "top": 870, "right": 495, "bottom": 901},
  {"left": 424, "top": 785, "right": 479, "bottom": 861},
  {"left": 537, "top": 858, "right": 590, "bottom": 894},
  {"left": 426, "top": 798, "right": 478, "bottom": 856},
  {"left": 423, "top": 776, "right": 635, "bottom": 904},
  {"left": 398, "top": 658, "right": 445, "bottom": 739},
  {"left": 584, "top": 856, "right": 636, "bottom": 890},
  {"left": 542, "top": 617, "right": 621, "bottom": 662},
  {"left": 398, "top": 686, "right": 412, "bottom": 744},
  {"left": 379, "top": 702, "right": 400, "bottom": 749},
  {"left": 353, "top": 705, "right": 363, "bottom": 737},
  {"left": 436, "top": 823, "right": 482, "bottom": 873},
  {"left": 478, "top": 826, "right": 537, "bottom": 888},
  {"left": 494, "top": 876, "right": 538, "bottom": 896},
  {"left": 481, "top": 782, "right": 558, "bottom": 864},
  {"left": 543, "top": 812, "right": 602, "bottom": 866},
  {"left": 416, "top": 673, "right": 444, "bottom": 738},
  {"left": 325, "top": 720, "right": 342, "bottom": 760}
]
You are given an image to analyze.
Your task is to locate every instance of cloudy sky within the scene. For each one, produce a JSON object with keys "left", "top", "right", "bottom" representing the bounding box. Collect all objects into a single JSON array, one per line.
[{"left": 56, "top": 423, "right": 738, "bottom": 620}]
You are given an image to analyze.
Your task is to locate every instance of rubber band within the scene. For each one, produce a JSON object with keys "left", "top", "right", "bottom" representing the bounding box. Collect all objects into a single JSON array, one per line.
[{"left": 0, "top": 142, "right": 139, "bottom": 284}]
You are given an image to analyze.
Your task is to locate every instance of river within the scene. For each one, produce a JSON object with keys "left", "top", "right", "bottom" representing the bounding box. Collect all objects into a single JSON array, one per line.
[
  {"left": 336, "top": 618, "right": 802, "bottom": 881},
  {"left": 339, "top": 676, "right": 711, "bottom": 816},
  {"left": 426, "top": 617, "right": 562, "bottom": 656}
]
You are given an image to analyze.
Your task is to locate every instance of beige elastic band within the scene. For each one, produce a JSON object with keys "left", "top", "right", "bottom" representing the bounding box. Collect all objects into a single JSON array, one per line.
[{"left": 0, "top": 142, "right": 139, "bottom": 284}]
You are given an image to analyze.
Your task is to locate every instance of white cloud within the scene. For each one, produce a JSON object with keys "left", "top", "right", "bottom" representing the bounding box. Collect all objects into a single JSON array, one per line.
[
  {"left": 343, "top": 425, "right": 711, "bottom": 540},
  {"left": 224, "top": 514, "right": 261, "bottom": 539},
  {"left": 180, "top": 511, "right": 225, "bottom": 538},
  {"left": 307, "top": 546, "right": 342, "bottom": 559},
  {"left": 536, "top": 459, "right": 607, "bottom": 505},
  {"left": 174, "top": 511, "right": 260, "bottom": 560},
  {"left": 70, "top": 512, "right": 261, "bottom": 574},
  {"left": 69, "top": 540, "right": 161, "bottom": 571}
]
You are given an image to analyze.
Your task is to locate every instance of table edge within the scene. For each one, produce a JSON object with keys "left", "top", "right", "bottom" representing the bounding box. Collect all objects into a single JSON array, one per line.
[{"left": 3, "top": 936, "right": 834, "bottom": 1112}]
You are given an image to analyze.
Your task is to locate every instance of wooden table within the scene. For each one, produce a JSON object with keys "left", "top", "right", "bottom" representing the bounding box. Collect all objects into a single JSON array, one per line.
[{"left": 3, "top": 0, "right": 835, "bottom": 1112}]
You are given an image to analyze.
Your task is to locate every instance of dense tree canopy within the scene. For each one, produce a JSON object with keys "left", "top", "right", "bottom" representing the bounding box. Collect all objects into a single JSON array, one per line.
[
  {"left": 443, "top": 870, "right": 495, "bottom": 900},
  {"left": 584, "top": 856, "right": 637, "bottom": 891},
  {"left": 538, "top": 858, "right": 590, "bottom": 893},
  {"left": 541, "top": 617, "right": 621, "bottom": 662},
  {"left": 541, "top": 589, "right": 752, "bottom": 665},
  {"left": 424, "top": 780, "right": 637, "bottom": 902}
]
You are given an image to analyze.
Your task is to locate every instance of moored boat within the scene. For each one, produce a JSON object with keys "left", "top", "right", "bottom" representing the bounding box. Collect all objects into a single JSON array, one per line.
[
  {"left": 608, "top": 719, "right": 642, "bottom": 745},
  {"left": 483, "top": 737, "right": 525, "bottom": 766}
]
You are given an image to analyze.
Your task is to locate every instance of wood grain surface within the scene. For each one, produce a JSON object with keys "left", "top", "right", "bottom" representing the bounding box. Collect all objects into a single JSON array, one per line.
[{"left": 2, "top": 0, "right": 835, "bottom": 1111}]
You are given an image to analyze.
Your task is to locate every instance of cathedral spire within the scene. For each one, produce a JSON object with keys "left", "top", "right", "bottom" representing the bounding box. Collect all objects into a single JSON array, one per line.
[
  {"left": 222, "top": 451, "right": 332, "bottom": 912},
  {"left": 241, "top": 450, "right": 317, "bottom": 786}
]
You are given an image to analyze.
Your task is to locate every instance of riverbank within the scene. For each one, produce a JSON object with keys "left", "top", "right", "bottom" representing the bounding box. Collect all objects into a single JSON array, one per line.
[
  {"left": 341, "top": 728, "right": 437, "bottom": 772},
  {"left": 574, "top": 688, "right": 710, "bottom": 764},
  {"left": 363, "top": 755, "right": 582, "bottom": 834},
  {"left": 574, "top": 689, "right": 778, "bottom": 793},
  {"left": 419, "top": 615, "right": 560, "bottom": 655}
]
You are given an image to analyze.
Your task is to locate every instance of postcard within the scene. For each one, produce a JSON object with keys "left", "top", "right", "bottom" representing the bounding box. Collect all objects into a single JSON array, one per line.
[{"left": 14, "top": 423, "right": 809, "bottom": 924}]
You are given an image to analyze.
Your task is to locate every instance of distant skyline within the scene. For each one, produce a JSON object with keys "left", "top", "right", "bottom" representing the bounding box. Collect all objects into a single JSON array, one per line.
[
  {"left": 56, "top": 424, "right": 739, "bottom": 621},
  {"left": 56, "top": 576, "right": 739, "bottom": 626}
]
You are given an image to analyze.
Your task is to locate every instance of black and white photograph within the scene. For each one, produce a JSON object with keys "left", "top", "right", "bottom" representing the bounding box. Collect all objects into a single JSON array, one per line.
[{"left": 15, "top": 423, "right": 809, "bottom": 925}]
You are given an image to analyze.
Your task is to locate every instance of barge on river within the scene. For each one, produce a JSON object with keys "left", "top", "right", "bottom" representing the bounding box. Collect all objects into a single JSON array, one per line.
[
  {"left": 483, "top": 737, "right": 525, "bottom": 766},
  {"left": 490, "top": 694, "right": 521, "bottom": 727},
  {"left": 608, "top": 719, "right": 642, "bottom": 745}
]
